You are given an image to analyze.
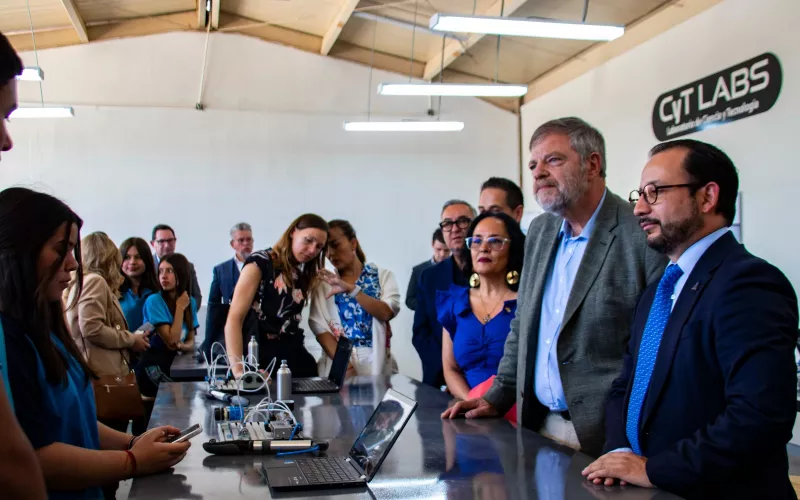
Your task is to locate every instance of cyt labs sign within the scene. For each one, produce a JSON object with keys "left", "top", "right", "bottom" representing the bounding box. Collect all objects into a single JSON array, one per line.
[{"left": 652, "top": 53, "right": 782, "bottom": 141}]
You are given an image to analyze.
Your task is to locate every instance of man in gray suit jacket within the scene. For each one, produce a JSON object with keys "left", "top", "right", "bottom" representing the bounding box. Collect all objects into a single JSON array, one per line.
[{"left": 444, "top": 117, "right": 666, "bottom": 457}]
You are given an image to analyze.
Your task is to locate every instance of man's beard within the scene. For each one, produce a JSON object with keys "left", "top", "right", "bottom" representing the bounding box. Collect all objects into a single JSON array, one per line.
[
  {"left": 535, "top": 163, "right": 589, "bottom": 216},
  {"left": 641, "top": 202, "right": 703, "bottom": 255}
]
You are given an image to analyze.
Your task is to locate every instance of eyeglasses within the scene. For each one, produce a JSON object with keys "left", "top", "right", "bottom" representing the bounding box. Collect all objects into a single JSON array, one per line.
[
  {"left": 466, "top": 236, "right": 510, "bottom": 251},
  {"left": 439, "top": 217, "right": 472, "bottom": 232},
  {"left": 629, "top": 183, "right": 700, "bottom": 205},
  {"left": 155, "top": 238, "right": 176, "bottom": 245}
]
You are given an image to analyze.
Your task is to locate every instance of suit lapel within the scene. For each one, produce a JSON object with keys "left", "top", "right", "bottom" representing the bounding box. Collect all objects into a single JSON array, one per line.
[
  {"left": 522, "top": 218, "right": 562, "bottom": 391},
  {"left": 640, "top": 232, "right": 738, "bottom": 429},
  {"left": 559, "top": 194, "right": 619, "bottom": 336}
]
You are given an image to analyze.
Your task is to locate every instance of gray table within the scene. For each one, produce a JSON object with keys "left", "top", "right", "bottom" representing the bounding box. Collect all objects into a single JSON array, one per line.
[
  {"left": 129, "top": 375, "right": 681, "bottom": 499},
  {"left": 169, "top": 352, "right": 219, "bottom": 382}
]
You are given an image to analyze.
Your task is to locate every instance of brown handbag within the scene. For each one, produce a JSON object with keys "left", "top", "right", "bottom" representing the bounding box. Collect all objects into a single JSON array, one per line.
[{"left": 91, "top": 352, "right": 144, "bottom": 421}]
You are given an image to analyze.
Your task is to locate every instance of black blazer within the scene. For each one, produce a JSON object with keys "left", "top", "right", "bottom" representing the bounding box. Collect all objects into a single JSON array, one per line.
[
  {"left": 406, "top": 259, "right": 434, "bottom": 311},
  {"left": 412, "top": 256, "right": 466, "bottom": 386},
  {"left": 604, "top": 232, "right": 798, "bottom": 499}
]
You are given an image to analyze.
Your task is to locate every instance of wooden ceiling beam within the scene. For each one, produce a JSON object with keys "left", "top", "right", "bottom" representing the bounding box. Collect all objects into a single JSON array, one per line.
[
  {"left": 210, "top": 0, "right": 221, "bottom": 29},
  {"left": 423, "top": 0, "right": 527, "bottom": 82},
  {"left": 523, "top": 0, "right": 723, "bottom": 104},
  {"left": 321, "top": 0, "right": 360, "bottom": 56},
  {"left": 59, "top": 0, "right": 89, "bottom": 43}
]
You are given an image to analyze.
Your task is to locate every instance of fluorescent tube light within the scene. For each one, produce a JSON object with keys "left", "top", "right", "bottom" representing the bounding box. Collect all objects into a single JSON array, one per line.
[
  {"left": 378, "top": 82, "right": 527, "bottom": 97},
  {"left": 17, "top": 67, "right": 44, "bottom": 81},
  {"left": 11, "top": 107, "right": 74, "bottom": 118},
  {"left": 343, "top": 121, "right": 464, "bottom": 132},
  {"left": 429, "top": 14, "right": 624, "bottom": 41}
]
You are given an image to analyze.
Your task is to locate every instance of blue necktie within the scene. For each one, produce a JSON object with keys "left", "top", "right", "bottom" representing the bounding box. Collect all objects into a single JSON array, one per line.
[{"left": 626, "top": 264, "right": 684, "bottom": 455}]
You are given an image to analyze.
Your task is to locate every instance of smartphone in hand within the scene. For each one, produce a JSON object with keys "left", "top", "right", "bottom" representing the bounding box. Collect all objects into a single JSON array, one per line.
[
  {"left": 136, "top": 322, "right": 155, "bottom": 335},
  {"left": 166, "top": 424, "right": 202, "bottom": 443}
]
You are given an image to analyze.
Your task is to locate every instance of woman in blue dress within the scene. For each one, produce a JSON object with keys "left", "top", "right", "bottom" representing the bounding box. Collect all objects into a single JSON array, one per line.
[
  {"left": 437, "top": 212, "right": 525, "bottom": 400},
  {"left": 118, "top": 237, "right": 160, "bottom": 332},
  {"left": 0, "top": 187, "right": 190, "bottom": 499}
]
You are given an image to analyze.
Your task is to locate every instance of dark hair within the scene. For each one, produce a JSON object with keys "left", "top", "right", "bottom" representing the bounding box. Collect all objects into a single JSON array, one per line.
[
  {"left": 119, "top": 237, "right": 160, "bottom": 295},
  {"left": 0, "top": 33, "right": 23, "bottom": 86},
  {"left": 460, "top": 212, "right": 526, "bottom": 292},
  {"left": 0, "top": 187, "right": 94, "bottom": 384},
  {"left": 151, "top": 224, "right": 175, "bottom": 241},
  {"left": 159, "top": 253, "right": 193, "bottom": 331},
  {"left": 648, "top": 139, "right": 739, "bottom": 226},
  {"left": 530, "top": 117, "right": 607, "bottom": 177},
  {"left": 481, "top": 177, "right": 524, "bottom": 210},
  {"left": 328, "top": 220, "right": 366, "bottom": 264},
  {"left": 432, "top": 228, "right": 445, "bottom": 245},
  {"left": 272, "top": 214, "right": 329, "bottom": 297}
]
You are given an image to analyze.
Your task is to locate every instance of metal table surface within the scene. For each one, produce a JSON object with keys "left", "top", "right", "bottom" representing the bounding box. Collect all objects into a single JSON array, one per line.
[
  {"left": 170, "top": 352, "right": 218, "bottom": 382},
  {"left": 129, "top": 375, "right": 681, "bottom": 500}
]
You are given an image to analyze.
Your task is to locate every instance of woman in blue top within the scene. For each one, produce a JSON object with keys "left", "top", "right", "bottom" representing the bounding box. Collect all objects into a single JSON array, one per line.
[
  {"left": 136, "top": 253, "right": 198, "bottom": 430},
  {"left": 118, "top": 237, "right": 160, "bottom": 331},
  {"left": 437, "top": 212, "right": 525, "bottom": 400},
  {"left": 0, "top": 187, "right": 190, "bottom": 499}
]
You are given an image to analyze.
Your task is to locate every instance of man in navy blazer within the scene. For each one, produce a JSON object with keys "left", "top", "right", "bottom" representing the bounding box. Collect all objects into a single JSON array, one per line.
[
  {"left": 584, "top": 140, "right": 798, "bottom": 499},
  {"left": 199, "top": 223, "right": 254, "bottom": 361},
  {"left": 413, "top": 200, "right": 475, "bottom": 387}
]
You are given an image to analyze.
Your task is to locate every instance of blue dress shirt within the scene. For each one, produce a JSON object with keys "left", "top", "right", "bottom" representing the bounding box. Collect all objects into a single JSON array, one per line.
[{"left": 534, "top": 190, "right": 607, "bottom": 411}]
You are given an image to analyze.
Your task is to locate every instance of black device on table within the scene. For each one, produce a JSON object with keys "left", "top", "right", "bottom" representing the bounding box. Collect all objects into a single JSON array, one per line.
[
  {"left": 264, "top": 388, "right": 417, "bottom": 491},
  {"left": 292, "top": 336, "right": 353, "bottom": 394}
]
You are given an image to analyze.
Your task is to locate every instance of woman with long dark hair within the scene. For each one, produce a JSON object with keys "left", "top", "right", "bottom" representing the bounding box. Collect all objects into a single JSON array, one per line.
[
  {"left": 438, "top": 212, "right": 525, "bottom": 401},
  {"left": 135, "top": 253, "right": 198, "bottom": 431},
  {"left": 0, "top": 187, "right": 190, "bottom": 499},
  {"left": 226, "top": 214, "right": 328, "bottom": 379},
  {"left": 310, "top": 220, "right": 400, "bottom": 376},
  {"left": 119, "top": 237, "right": 160, "bottom": 332}
]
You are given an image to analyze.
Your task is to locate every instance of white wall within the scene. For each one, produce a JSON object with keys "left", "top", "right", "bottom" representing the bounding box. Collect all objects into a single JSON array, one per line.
[
  {"left": 2, "top": 32, "right": 519, "bottom": 380},
  {"left": 520, "top": 0, "right": 800, "bottom": 300}
]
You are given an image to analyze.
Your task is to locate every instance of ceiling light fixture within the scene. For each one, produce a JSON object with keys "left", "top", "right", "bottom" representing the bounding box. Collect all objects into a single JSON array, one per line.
[
  {"left": 17, "top": 67, "right": 44, "bottom": 81},
  {"left": 11, "top": 107, "right": 75, "bottom": 118},
  {"left": 378, "top": 82, "right": 527, "bottom": 97},
  {"left": 343, "top": 121, "right": 464, "bottom": 132},
  {"left": 429, "top": 14, "right": 624, "bottom": 41}
]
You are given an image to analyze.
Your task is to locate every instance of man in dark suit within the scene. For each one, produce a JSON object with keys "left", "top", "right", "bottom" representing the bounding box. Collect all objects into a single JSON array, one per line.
[
  {"left": 406, "top": 228, "right": 450, "bottom": 311},
  {"left": 585, "top": 140, "right": 798, "bottom": 499},
  {"left": 445, "top": 118, "right": 666, "bottom": 458},
  {"left": 413, "top": 200, "right": 475, "bottom": 387},
  {"left": 151, "top": 224, "right": 202, "bottom": 308},
  {"left": 199, "top": 222, "right": 254, "bottom": 361}
]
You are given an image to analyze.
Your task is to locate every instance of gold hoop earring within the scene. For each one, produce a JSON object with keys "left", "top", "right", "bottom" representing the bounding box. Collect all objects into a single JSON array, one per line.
[
  {"left": 506, "top": 271, "right": 519, "bottom": 286},
  {"left": 469, "top": 273, "right": 481, "bottom": 288}
]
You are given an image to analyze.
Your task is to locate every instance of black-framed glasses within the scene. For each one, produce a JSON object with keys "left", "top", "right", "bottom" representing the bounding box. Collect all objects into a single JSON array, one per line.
[
  {"left": 155, "top": 238, "right": 176, "bottom": 245},
  {"left": 629, "top": 183, "right": 700, "bottom": 205},
  {"left": 466, "top": 236, "right": 510, "bottom": 251},
  {"left": 439, "top": 217, "right": 472, "bottom": 232}
]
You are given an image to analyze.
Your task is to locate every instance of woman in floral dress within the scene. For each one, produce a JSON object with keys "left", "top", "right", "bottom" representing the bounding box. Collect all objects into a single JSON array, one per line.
[
  {"left": 309, "top": 220, "right": 400, "bottom": 376},
  {"left": 225, "top": 214, "right": 329, "bottom": 378}
]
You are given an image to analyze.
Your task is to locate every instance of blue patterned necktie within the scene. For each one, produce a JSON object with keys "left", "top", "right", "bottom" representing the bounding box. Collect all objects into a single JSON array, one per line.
[{"left": 626, "top": 264, "right": 684, "bottom": 455}]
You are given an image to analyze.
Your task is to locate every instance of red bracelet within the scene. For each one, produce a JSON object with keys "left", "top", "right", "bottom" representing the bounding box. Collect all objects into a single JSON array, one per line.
[{"left": 125, "top": 450, "right": 138, "bottom": 477}]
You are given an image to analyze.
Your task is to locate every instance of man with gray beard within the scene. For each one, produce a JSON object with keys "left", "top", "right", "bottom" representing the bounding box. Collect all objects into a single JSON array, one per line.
[{"left": 444, "top": 117, "right": 667, "bottom": 458}]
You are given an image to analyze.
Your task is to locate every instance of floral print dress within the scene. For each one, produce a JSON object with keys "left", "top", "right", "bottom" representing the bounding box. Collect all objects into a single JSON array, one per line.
[
  {"left": 246, "top": 249, "right": 306, "bottom": 338},
  {"left": 333, "top": 263, "right": 381, "bottom": 347}
]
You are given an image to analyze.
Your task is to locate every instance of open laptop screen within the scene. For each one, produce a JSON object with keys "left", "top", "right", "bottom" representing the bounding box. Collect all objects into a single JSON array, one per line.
[{"left": 348, "top": 389, "right": 417, "bottom": 481}]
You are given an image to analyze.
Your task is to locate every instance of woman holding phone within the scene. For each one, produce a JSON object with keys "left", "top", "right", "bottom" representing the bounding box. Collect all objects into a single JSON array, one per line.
[{"left": 0, "top": 187, "right": 190, "bottom": 499}]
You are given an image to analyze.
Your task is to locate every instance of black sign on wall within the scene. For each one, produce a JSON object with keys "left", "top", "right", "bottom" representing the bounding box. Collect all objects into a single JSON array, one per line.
[{"left": 652, "top": 53, "right": 782, "bottom": 141}]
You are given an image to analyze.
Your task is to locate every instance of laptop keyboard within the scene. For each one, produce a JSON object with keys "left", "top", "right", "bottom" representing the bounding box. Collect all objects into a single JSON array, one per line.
[
  {"left": 293, "top": 379, "right": 338, "bottom": 392},
  {"left": 297, "top": 458, "right": 360, "bottom": 484}
]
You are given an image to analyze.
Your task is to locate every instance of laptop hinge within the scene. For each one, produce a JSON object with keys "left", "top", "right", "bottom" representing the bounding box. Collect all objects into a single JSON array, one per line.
[{"left": 345, "top": 456, "right": 367, "bottom": 480}]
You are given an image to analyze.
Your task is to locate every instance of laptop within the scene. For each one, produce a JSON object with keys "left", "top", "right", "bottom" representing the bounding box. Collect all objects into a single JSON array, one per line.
[
  {"left": 292, "top": 336, "right": 353, "bottom": 394},
  {"left": 265, "top": 388, "right": 417, "bottom": 491}
]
